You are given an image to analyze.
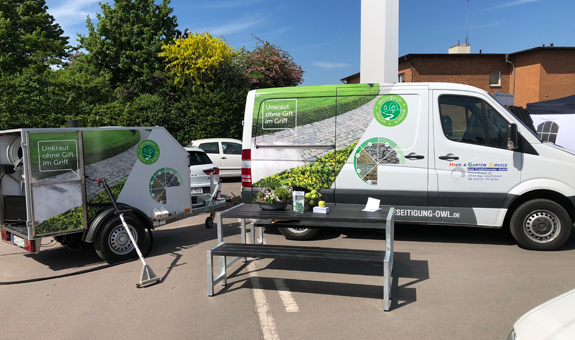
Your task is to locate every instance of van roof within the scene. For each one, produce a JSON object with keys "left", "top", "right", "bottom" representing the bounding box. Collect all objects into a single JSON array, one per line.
[{"left": 251, "top": 82, "right": 488, "bottom": 97}]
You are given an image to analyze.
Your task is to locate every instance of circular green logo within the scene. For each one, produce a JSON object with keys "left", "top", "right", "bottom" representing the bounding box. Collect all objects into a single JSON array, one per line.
[
  {"left": 373, "top": 95, "right": 408, "bottom": 127},
  {"left": 137, "top": 140, "right": 160, "bottom": 165}
]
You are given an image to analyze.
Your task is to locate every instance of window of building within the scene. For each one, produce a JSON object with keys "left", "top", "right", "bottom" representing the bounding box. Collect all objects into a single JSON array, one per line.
[
  {"left": 398, "top": 73, "right": 405, "bottom": 83},
  {"left": 489, "top": 70, "right": 501, "bottom": 87},
  {"left": 439, "top": 95, "right": 509, "bottom": 149}
]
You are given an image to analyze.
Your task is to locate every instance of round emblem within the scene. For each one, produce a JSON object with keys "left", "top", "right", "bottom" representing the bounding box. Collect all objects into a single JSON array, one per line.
[
  {"left": 137, "top": 140, "right": 160, "bottom": 165},
  {"left": 373, "top": 94, "right": 408, "bottom": 127}
]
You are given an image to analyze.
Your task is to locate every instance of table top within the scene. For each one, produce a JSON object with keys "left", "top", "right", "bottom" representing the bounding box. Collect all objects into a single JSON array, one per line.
[{"left": 219, "top": 203, "right": 392, "bottom": 225}]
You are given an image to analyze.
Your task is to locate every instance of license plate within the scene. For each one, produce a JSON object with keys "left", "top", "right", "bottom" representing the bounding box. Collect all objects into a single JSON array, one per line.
[
  {"left": 190, "top": 187, "right": 204, "bottom": 194},
  {"left": 12, "top": 235, "right": 25, "bottom": 248}
]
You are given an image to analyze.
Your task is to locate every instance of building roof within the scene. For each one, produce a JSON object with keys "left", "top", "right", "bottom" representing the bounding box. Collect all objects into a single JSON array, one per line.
[{"left": 340, "top": 46, "right": 575, "bottom": 82}]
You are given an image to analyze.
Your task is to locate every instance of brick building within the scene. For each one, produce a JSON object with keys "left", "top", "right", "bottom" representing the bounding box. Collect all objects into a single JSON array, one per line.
[{"left": 341, "top": 46, "right": 575, "bottom": 108}]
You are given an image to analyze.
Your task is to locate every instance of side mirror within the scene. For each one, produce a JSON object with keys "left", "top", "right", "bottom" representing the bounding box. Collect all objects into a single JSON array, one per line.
[{"left": 507, "top": 123, "right": 519, "bottom": 151}]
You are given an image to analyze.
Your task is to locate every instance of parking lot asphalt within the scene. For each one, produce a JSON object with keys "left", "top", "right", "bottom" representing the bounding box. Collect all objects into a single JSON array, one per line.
[{"left": 2, "top": 181, "right": 575, "bottom": 340}]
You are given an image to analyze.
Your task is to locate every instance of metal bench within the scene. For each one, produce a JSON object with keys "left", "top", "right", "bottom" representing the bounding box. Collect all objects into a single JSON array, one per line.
[{"left": 207, "top": 204, "right": 395, "bottom": 311}]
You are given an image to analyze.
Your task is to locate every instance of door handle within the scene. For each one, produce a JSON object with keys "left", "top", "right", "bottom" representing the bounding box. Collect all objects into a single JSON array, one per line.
[
  {"left": 405, "top": 153, "right": 425, "bottom": 160},
  {"left": 438, "top": 154, "right": 459, "bottom": 161},
  {"left": 221, "top": 157, "right": 227, "bottom": 159}
]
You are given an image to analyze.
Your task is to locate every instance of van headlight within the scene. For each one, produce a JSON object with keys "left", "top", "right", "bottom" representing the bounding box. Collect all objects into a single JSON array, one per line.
[{"left": 505, "top": 329, "right": 517, "bottom": 340}]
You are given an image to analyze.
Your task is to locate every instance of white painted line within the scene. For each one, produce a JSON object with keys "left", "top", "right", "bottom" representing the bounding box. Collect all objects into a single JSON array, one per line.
[
  {"left": 273, "top": 279, "right": 300, "bottom": 312},
  {"left": 247, "top": 261, "right": 281, "bottom": 340}
]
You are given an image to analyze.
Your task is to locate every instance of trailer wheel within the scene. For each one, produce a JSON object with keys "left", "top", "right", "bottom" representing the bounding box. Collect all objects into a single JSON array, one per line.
[
  {"left": 205, "top": 215, "right": 214, "bottom": 229},
  {"left": 95, "top": 215, "right": 145, "bottom": 263},
  {"left": 510, "top": 199, "right": 572, "bottom": 251},
  {"left": 278, "top": 227, "right": 319, "bottom": 240}
]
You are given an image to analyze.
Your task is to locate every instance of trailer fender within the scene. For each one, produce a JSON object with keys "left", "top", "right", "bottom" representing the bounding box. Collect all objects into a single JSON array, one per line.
[{"left": 83, "top": 204, "right": 153, "bottom": 244}]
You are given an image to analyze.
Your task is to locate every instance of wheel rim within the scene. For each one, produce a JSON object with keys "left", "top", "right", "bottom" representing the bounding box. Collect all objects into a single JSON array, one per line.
[
  {"left": 108, "top": 224, "right": 138, "bottom": 255},
  {"left": 523, "top": 209, "right": 561, "bottom": 244},
  {"left": 286, "top": 228, "right": 309, "bottom": 234}
]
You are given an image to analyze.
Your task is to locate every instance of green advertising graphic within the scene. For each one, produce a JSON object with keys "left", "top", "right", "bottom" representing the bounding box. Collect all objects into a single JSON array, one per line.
[
  {"left": 138, "top": 140, "right": 160, "bottom": 164},
  {"left": 373, "top": 94, "right": 408, "bottom": 127},
  {"left": 149, "top": 167, "right": 182, "bottom": 203},
  {"left": 37, "top": 140, "right": 78, "bottom": 173},
  {"left": 354, "top": 137, "right": 404, "bottom": 185},
  {"left": 30, "top": 130, "right": 140, "bottom": 236},
  {"left": 262, "top": 99, "right": 297, "bottom": 131},
  {"left": 253, "top": 84, "right": 380, "bottom": 137}
]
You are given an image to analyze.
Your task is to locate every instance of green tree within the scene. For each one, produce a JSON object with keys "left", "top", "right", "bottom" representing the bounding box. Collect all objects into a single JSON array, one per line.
[
  {"left": 247, "top": 37, "right": 304, "bottom": 89},
  {"left": 0, "top": 0, "right": 70, "bottom": 74},
  {"left": 78, "top": 0, "right": 178, "bottom": 89}
]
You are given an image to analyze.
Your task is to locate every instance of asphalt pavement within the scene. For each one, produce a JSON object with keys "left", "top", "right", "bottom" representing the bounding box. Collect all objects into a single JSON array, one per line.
[{"left": 2, "top": 179, "right": 575, "bottom": 340}]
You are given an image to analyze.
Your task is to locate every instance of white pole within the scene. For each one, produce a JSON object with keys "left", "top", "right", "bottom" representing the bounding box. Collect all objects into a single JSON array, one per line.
[{"left": 360, "top": 0, "right": 399, "bottom": 84}]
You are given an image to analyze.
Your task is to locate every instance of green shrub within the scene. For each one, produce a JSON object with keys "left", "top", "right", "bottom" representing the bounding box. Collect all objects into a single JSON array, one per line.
[{"left": 254, "top": 142, "right": 357, "bottom": 190}]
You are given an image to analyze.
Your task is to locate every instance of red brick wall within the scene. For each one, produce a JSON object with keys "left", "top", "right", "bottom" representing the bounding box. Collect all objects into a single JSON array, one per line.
[{"left": 405, "top": 55, "right": 512, "bottom": 95}]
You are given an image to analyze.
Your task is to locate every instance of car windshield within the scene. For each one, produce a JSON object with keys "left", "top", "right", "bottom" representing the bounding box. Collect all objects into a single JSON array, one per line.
[{"left": 188, "top": 151, "right": 212, "bottom": 165}]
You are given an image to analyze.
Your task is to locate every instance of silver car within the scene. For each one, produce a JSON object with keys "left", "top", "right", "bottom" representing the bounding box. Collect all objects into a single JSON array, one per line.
[{"left": 184, "top": 146, "right": 220, "bottom": 205}]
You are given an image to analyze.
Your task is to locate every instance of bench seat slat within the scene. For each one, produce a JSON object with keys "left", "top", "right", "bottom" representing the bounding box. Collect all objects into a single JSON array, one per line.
[{"left": 211, "top": 243, "right": 385, "bottom": 264}]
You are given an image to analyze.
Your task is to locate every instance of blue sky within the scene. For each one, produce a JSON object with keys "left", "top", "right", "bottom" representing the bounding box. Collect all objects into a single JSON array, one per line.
[{"left": 46, "top": 0, "right": 575, "bottom": 86}]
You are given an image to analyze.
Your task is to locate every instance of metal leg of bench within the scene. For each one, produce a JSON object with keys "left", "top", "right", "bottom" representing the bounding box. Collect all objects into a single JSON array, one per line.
[
  {"left": 258, "top": 223, "right": 263, "bottom": 245},
  {"left": 241, "top": 218, "right": 247, "bottom": 263},
  {"left": 217, "top": 213, "right": 225, "bottom": 284},
  {"left": 221, "top": 256, "right": 227, "bottom": 286},
  {"left": 383, "top": 207, "right": 395, "bottom": 311},
  {"left": 250, "top": 221, "right": 256, "bottom": 245},
  {"left": 207, "top": 249, "right": 214, "bottom": 296}
]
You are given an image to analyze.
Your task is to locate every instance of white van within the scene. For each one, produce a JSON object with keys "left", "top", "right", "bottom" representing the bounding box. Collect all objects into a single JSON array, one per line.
[{"left": 240, "top": 83, "right": 575, "bottom": 250}]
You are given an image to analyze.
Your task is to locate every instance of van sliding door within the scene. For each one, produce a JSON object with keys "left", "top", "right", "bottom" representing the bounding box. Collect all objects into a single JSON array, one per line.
[{"left": 333, "top": 85, "right": 430, "bottom": 222}]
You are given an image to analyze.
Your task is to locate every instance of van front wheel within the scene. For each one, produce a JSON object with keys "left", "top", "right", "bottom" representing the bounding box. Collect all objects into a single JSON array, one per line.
[
  {"left": 278, "top": 227, "right": 319, "bottom": 240},
  {"left": 510, "top": 199, "right": 572, "bottom": 251}
]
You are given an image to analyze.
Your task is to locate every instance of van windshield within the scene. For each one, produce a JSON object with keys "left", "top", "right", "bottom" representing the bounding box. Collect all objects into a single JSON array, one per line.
[{"left": 488, "top": 94, "right": 542, "bottom": 142}]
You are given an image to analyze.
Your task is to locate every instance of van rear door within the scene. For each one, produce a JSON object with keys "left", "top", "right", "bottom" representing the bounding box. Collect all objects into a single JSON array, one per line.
[{"left": 249, "top": 87, "right": 338, "bottom": 199}]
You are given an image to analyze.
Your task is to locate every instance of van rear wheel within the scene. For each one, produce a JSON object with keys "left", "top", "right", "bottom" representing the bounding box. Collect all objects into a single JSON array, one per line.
[
  {"left": 510, "top": 199, "right": 572, "bottom": 251},
  {"left": 278, "top": 227, "right": 319, "bottom": 240}
]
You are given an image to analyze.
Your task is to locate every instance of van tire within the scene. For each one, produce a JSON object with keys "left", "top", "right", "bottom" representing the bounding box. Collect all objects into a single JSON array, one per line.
[
  {"left": 510, "top": 199, "right": 572, "bottom": 251},
  {"left": 95, "top": 214, "right": 145, "bottom": 263},
  {"left": 278, "top": 227, "right": 319, "bottom": 240}
]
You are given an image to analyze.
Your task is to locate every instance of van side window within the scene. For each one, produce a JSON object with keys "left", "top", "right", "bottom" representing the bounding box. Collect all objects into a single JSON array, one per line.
[
  {"left": 222, "top": 142, "right": 242, "bottom": 155},
  {"left": 439, "top": 95, "right": 508, "bottom": 149},
  {"left": 199, "top": 142, "right": 219, "bottom": 154}
]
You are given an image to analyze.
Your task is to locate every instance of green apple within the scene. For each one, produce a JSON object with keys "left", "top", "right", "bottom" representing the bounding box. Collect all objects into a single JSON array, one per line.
[
  {"left": 309, "top": 200, "right": 315, "bottom": 206},
  {"left": 310, "top": 189, "right": 317, "bottom": 195},
  {"left": 304, "top": 192, "right": 312, "bottom": 198}
]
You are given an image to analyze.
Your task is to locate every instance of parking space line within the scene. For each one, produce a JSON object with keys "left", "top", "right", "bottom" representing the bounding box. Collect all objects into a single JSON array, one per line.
[
  {"left": 247, "top": 261, "right": 281, "bottom": 340},
  {"left": 273, "top": 279, "right": 300, "bottom": 312}
]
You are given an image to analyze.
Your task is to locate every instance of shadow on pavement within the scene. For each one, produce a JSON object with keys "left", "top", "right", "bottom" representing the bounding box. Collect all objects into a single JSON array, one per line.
[{"left": 215, "top": 252, "right": 428, "bottom": 311}]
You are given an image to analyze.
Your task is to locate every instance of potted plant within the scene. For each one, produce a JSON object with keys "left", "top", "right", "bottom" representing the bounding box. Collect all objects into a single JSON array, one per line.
[{"left": 253, "top": 178, "right": 293, "bottom": 210}]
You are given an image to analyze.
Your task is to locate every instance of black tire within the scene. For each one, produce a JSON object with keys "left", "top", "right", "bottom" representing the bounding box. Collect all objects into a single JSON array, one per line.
[
  {"left": 95, "top": 214, "right": 145, "bottom": 263},
  {"left": 510, "top": 199, "right": 572, "bottom": 251},
  {"left": 278, "top": 227, "right": 319, "bottom": 240},
  {"left": 205, "top": 216, "right": 214, "bottom": 229}
]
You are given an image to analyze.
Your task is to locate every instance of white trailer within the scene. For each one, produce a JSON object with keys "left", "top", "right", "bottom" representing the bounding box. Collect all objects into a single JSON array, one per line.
[{"left": 0, "top": 126, "right": 193, "bottom": 262}]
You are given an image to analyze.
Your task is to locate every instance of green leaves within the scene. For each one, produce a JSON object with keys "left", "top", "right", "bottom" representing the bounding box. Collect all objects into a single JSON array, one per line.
[
  {"left": 0, "top": 0, "right": 70, "bottom": 74},
  {"left": 78, "top": 0, "right": 178, "bottom": 89}
]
